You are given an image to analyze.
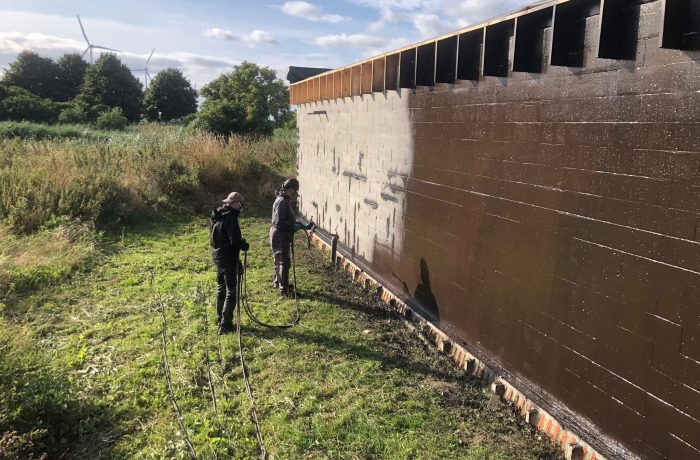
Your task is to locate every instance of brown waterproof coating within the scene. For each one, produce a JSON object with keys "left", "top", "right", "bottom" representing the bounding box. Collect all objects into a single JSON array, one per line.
[{"left": 294, "top": 1, "right": 700, "bottom": 458}]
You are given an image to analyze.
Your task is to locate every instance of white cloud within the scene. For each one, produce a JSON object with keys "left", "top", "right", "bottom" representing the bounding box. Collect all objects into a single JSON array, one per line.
[
  {"left": 280, "top": 1, "right": 350, "bottom": 23},
  {"left": 314, "top": 33, "right": 385, "bottom": 48},
  {"left": 0, "top": 31, "right": 84, "bottom": 54},
  {"left": 0, "top": 31, "right": 238, "bottom": 90},
  {"left": 203, "top": 28, "right": 277, "bottom": 44},
  {"left": 353, "top": 0, "right": 524, "bottom": 38},
  {"left": 411, "top": 13, "right": 455, "bottom": 37},
  {"left": 367, "top": 20, "right": 385, "bottom": 33},
  {"left": 435, "top": 0, "right": 517, "bottom": 27},
  {"left": 363, "top": 36, "right": 411, "bottom": 57}
]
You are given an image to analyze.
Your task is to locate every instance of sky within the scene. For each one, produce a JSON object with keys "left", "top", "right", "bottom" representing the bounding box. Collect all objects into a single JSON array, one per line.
[{"left": 0, "top": 0, "right": 530, "bottom": 90}]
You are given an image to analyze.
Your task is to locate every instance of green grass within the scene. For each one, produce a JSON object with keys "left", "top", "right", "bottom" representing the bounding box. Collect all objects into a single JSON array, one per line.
[
  {"left": 0, "top": 120, "right": 126, "bottom": 141},
  {"left": 1, "top": 213, "right": 563, "bottom": 459}
]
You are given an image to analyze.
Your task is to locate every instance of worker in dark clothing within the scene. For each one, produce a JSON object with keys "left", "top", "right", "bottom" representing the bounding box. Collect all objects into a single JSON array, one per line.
[
  {"left": 270, "top": 179, "right": 312, "bottom": 296},
  {"left": 210, "top": 191, "right": 249, "bottom": 334}
]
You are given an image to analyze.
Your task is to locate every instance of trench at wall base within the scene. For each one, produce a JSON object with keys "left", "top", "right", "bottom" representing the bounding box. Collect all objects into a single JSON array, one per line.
[{"left": 309, "top": 231, "right": 615, "bottom": 460}]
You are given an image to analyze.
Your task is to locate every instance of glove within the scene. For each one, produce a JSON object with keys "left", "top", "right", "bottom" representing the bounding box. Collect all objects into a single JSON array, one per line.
[
  {"left": 304, "top": 222, "right": 314, "bottom": 231},
  {"left": 241, "top": 238, "right": 250, "bottom": 251},
  {"left": 292, "top": 223, "right": 303, "bottom": 233}
]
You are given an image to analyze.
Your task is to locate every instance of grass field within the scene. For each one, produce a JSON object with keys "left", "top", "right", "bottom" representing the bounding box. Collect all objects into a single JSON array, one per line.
[
  {"left": 0, "top": 123, "right": 562, "bottom": 459},
  {"left": 1, "top": 210, "right": 563, "bottom": 459},
  {"left": 0, "top": 213, "right": 558, "bottom": 459}
]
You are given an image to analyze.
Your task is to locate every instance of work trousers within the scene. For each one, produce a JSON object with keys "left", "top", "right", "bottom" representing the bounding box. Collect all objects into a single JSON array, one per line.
[
  {"left": 215, "top": 261, "right": 239, "bottom": 327},
  {"left": 270, "top": 227, "right": 291, "bottom": 292}
]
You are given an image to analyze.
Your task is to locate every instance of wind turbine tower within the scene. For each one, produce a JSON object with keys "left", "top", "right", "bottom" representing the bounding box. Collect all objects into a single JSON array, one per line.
[
  {"left": 132, "top": 49, "right": 155, "bottom": 89},
  {"left": 77, "top": 14, "right": 120, "bottom": 64}
]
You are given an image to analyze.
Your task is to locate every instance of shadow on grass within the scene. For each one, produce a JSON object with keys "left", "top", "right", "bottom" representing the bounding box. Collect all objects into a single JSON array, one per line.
[
  {"left": 241, "top": 310, "right": 475, "bottom": 387},
  {"left": 0, "top": 330, "right": 120, "bottom": 459},
  {"left": 302, "top": 289, "right": 393, "bottom": 321}
]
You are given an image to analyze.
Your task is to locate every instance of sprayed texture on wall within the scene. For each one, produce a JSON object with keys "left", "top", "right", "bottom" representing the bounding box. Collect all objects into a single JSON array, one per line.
[{"left": 296, "top": 1, "right": 699, "bottom": 458}]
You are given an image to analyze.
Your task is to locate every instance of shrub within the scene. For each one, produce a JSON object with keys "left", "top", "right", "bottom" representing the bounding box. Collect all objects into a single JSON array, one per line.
[
  {"left": 181, "top": 112, "right": 197, "bottom": 126},
  {"left": 57, "top": 102, "right": 89, "bottom": 124},
  {"left": 0, "top": 87, "right": 60, "bottom": 124},
  {"left": 96, "top": 107, "right": 127, "bottom": 130}
]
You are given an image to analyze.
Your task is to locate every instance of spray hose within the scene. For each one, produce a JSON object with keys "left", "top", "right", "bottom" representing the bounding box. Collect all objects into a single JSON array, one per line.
[
  {"left": 239, "top": 239, "right": 301, "bottom": 329},
  {"left": 232, "top": 230, "right": 311, "bottom": 458}
]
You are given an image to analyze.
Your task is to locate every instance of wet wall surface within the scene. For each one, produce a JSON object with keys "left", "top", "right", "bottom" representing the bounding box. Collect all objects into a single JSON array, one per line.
[{"left": 297, "top": 2, "right": 699, "bottom": 458}]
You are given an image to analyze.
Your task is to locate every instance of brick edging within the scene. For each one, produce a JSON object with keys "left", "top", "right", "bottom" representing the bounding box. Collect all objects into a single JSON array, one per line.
[{"left": 310, "top": 233, "right": 606, "bottom": 460}]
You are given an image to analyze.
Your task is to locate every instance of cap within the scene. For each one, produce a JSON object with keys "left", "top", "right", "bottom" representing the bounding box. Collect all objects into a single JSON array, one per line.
[{"left": 223, "top": 191, "right": 244, "bottom": 204}]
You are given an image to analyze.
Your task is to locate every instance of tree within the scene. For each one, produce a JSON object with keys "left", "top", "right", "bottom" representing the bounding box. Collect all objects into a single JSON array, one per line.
[
  {"left": 197, "top": 62, "right": 290, "bottom": 136},
  {"left": 78, "top": 54, "right": 144, "bottom": 122},
  {"left": 1, "top": 51, "right": 61, "bottom": 100},
  {"left": 144, "top": 69, "right": 198, "bottom": 122},
  {"left": 56, "top": 53, "right": 89, "bottom": 102},
  {"left": 190, "top": 99, "right": 246, "bottom": 137}
]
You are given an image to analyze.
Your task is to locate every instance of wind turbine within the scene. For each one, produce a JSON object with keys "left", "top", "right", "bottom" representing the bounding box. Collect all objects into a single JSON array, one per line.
[
  {"left": 131, "top": 48, "right": 155, "bottom": 89},
  {"left": 76, "top": 14, "right": 120, "bottom": 64}
]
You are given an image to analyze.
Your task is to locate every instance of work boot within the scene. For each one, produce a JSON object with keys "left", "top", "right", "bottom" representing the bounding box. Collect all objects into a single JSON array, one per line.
[
  {"left": 218, "top": 323, "right": 234, "bottom": 335},
  {"left": 280, "top": 288, "right": 301, "bottom": 299}
]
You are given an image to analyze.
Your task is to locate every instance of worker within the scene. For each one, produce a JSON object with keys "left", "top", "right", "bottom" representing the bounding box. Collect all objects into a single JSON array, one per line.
[
  {"left": 210, "top": 191, "right": 249, "bottom": 334},
  {"left": 270, "top": 179, "right": 313, "bottom": 296}
]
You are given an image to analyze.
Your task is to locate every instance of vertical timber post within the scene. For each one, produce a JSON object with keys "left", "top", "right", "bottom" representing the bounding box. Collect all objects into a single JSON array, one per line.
[{"left": 331, "top": 234, "right": 339, "bottom": 269}]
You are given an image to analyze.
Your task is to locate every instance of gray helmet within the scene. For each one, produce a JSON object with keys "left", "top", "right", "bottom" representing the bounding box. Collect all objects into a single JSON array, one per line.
[{"left": 283, "top": 178, "right": 299, "bottom": 191}]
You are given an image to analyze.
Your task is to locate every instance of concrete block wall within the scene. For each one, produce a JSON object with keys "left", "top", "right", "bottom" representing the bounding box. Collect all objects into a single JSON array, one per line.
[
  {"left": 296, "top": 1, "right": 699, "bottom": 458},
  {"left": 298, "top": 91, "right": 414, "bottom": 268}
]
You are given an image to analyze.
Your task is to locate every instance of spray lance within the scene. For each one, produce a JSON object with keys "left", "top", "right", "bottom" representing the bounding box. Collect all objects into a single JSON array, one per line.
[{"left": 293, "top": 221, "right": 316, "bottom": 249}]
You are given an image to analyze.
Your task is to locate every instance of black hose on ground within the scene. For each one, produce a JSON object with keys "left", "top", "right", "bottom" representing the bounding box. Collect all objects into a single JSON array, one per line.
[{"left": 235, "top": 266, "right": 267, "bottom": 459}]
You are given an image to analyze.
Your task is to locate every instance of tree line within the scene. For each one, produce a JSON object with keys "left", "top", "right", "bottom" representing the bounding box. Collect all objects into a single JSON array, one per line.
[{"left": 0, "top": 50, "right": 292, "bottom": 135}]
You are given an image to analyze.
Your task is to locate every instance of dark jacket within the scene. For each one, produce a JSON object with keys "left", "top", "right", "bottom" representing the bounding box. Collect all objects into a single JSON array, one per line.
[
  {"left": 210, "top": 205, "right": 242, "bottom": 263},
  {"left": 271, "top": 192, "right": 295, "bottom": 233}
]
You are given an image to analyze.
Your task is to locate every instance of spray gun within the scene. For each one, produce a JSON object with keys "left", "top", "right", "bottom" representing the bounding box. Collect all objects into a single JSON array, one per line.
[
  {"left": 302, "top": 221, "right": 316, "bottom": 250},
  {"left": 293, "top": 220, "right": 316, "bottom": 250}
]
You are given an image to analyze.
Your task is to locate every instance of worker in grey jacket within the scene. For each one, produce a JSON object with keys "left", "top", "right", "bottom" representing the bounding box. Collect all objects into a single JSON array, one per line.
[{"left": 270, "top": 178, "right": 312, "bottom": 296}]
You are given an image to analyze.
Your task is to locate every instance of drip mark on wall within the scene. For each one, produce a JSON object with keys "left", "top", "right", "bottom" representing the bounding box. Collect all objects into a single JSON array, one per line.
[
  {"left": 343, "top": 171, "right": 368, "bottom": 181},
  {"left": 364, "top": 199, "right": 379, "bottom": 209}
]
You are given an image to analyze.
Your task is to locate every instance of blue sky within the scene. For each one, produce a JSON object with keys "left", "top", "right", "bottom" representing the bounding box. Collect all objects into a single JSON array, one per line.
[{"left": 0, "top": 0, "right": 528, "bottom": 89}]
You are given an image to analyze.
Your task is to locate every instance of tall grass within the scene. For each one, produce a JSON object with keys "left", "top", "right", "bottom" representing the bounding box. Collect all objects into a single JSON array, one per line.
[
  {"left": 0, "top": 121, "right": 121, "bottom": 141},
  {"left": 0, "top": 124, "right": 295, "bottom": 234},
  {"left": 0, "top": 220, "right": 96, "bottom": 296}
]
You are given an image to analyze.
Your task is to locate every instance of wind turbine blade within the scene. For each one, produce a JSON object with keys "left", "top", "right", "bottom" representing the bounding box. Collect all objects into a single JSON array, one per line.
[
  {"left": 146, "top": 48, "right": 155, "bottom": 66},
  {"left": 77, "top": 15, "right": 90, "bottom": 44},
  {"left": 146, "top": 71, "right": 152, "bottom": 80},
  {"left": 92, "top": 46, "right": 120, "bottom": 52},
  {"left": 82, "top": 46, "right": 90, "bottom": 58},
  {"left": 131, "top": 68, "right": 146, "bottom": 72}
]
